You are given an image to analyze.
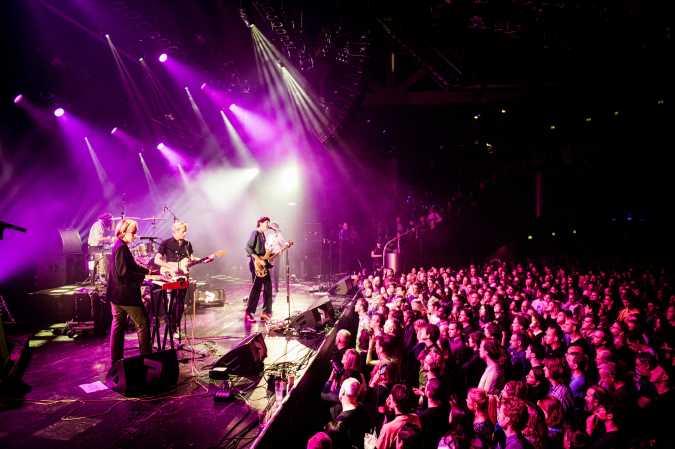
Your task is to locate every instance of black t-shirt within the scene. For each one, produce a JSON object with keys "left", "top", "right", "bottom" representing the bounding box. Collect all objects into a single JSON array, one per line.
[
  {"left": 158, "top": 238, "right": 193, "bottom": 262},
  {"left": 420, "top": 404, "right": 450, "bottom": 449},
  {"left": 588, "top": 430, "right": 624, "bottom": 449},
  {"left": 329, "top": 405, "right": 372, "bottom": 449}
]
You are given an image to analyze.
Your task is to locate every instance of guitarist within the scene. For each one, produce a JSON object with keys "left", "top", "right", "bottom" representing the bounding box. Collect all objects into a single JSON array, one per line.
[
  {"left": 245, "top": 217, "right": 273, "bottom": 322},
  {"left": 154, "top": 222, "right": 213, "bottom": 335}
]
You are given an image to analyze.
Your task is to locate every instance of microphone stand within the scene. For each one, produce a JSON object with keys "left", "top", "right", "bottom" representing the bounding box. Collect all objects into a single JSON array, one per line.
[
  {"left": 164, "top": 205, "right": 179, "bottom": 223},
  {"left": 382, "top": 225, "right": 420, "bottom": 273},
  {"left": 285, "top": 250, "right": 291, "bottom": 322},
  {"left": 0, "top": 221, "right": 27, "bottom": 240}
]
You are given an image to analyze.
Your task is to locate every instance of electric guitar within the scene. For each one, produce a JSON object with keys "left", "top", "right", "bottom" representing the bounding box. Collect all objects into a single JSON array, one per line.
[
  {"left": 251, "top": 241, "right": 294, "bottom": 278},
  {"left": 160, "top": 249, "right": 226, "bottom": 278}
]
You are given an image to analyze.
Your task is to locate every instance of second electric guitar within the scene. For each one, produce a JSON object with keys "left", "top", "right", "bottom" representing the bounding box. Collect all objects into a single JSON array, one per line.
[
  {"left": 160, "top": 249, "right": 226, "bottom": 278},
  {"left": 251, "top": 241, "right": 294, "bottom": 278}
]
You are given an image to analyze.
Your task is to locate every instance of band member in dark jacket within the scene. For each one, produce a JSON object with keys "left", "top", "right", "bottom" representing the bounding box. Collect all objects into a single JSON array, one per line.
[
  {"left": 107, "top": 219, "right": 151, "bottom": 363},
  {"left": 245, "top": 216, "right": 273, "bottom": 322}
]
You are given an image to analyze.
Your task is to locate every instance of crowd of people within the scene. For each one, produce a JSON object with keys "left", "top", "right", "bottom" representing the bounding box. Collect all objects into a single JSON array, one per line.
[{"left": 308, "top": 260, "right": 673, "bottom": 449}]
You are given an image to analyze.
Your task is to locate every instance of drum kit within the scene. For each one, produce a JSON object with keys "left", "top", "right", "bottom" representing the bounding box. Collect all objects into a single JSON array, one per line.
[
  {"left": 123, "top": 215, "right": 168, "bottom": 267},
  {"left": 94, "top": 215, "right": 170, "bottom": 275}
]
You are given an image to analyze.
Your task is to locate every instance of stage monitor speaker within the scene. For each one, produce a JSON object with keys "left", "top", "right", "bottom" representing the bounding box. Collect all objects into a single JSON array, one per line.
[
  {"left": 328, "top": 275, "right": 356, "bottom": 296},
  {"left": 211, "top": 332, "right": 267, "bottom": 376},
  {"left": 106, "top": 349, "right": 179, "bottom": 395},
  {"left": 288, "top": 299, "right": 335, "bottom": 331}
]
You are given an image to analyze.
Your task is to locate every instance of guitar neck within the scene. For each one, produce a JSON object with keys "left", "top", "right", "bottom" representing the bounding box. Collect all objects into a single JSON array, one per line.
[
  {"left": 188, "top": 256, "right": 208, "bottom": 267},
  {"left": 269, "top": 245, "right": 292, "bottom": 262}
]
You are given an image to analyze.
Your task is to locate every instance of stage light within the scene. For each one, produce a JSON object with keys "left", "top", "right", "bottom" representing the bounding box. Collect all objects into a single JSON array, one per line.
[
  {"left": 110, "top": 127, "right": 118, "bottom": 135},
  {"left": 229, "top": 103, "right": 236, "bottom": 111},
  {"left": 54, "top": 107, "right": 65, "bottom": 117},
  {"left": 288, "top": 202, "right": 297, "bottom": 206},
  {"left": 279, "top": 163, "right": 300, "bottom": 194},
  {"left": 13, "top": 94, "right": 23, "bottom": 104},
  {"left": 551, "top": 232, "right": 556, "bottom": 237},
  {"left": 527, "top": 235, "right": 533, "bottom": 240},
  {"left": 500, "top": 108, "right": 507, "bottom": 114},
  {"left": 572, "top": 229, "right": 577, "bottom": 235},
  {"left": 158, "top": 53, "right": 168, "bottom": 63},
  {"left": 157, "top": 142, "right": 166, "bottom": 150},
  {"left": 613, "top": 111, "right": 620, "bottom": 117},
  {"left": 585, "top": 117, "right": 592, "bottom": 123},
  {"left": 200, "top": 82, "right": 207, "bottom": 90},
  {"left": 105, "top": 34, "right": 110, "bottom": 39},
  {"left": 549, "top": 124, "right": 556, "bottom": 130},
  {"left": 473, "top": 114, "right": 480, "bottom": 120},
  {"left": 138, "top": 57, "right": 144, "bottom": 63}
]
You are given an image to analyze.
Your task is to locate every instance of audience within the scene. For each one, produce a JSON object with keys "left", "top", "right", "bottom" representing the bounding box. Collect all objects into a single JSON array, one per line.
[{"left": 309, "top": 259, "right": 673, "bottom": 449}]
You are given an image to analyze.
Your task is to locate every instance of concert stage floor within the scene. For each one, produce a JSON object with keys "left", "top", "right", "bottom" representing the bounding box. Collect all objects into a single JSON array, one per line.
[{"left": 1, "top": 277, "right": 343, "bottom": 449}]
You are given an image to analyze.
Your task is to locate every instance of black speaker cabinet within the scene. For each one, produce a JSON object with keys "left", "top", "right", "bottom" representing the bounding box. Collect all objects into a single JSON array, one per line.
[
  {"left": 106, "top": 349, "right": 179, "bottom": 395},
  {"left": 328, "top": 275, "right": 356, "bottom": 296},
  {"left": 288, "top": 299, "right": 335, "bottom": 331},
  {"left": 211, "top": 332, "right": 267, "bottom": 376}
]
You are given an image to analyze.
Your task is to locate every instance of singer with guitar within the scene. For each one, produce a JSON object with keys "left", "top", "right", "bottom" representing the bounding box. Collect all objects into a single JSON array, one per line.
[
  {"left": 154, "top": 222, "right": 214, "bottom": 336},
  {"left": 245, "top": 217, "right": 294, "bottom": 323},
  {"left": 245, "top": 217, "right": 273, "bottom": 322}
]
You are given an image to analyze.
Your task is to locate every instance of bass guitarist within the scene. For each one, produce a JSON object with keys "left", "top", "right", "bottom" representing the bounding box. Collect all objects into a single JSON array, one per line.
[{"left": 245, "top": 217, "right": 273, "bottom": 322}]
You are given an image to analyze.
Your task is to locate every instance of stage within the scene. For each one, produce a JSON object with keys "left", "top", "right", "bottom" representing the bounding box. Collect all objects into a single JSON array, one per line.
[{"left": 0, "top": 277, "right": 353, "bottom": 449}]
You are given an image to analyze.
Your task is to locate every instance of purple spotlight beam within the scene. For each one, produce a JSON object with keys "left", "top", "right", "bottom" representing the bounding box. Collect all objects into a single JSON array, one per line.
[
  {"left": 158, "top": 53, "right": 168, "bottom": 63},
  {"left": 54, "top": 107, "right": 65, "bottom": 117},
  {"left": 14, "top": 94, "right": 23, "bottom": 104}
]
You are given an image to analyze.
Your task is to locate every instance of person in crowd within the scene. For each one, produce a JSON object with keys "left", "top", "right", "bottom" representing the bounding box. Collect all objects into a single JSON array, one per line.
[
  {"left": 376, "top": 384, "right": 421, "bottom": 449},
  {"left": 325, "top": 378, "right": 371, "bottom": 449},
  {"left": 307, "top": 431, "right": 333, "bottom": 449},
  {"left": 497, "top": 397, "right": 533, "bottom": 449},
  {"left": 418, "top": 378, "right": 449, "bottom": 449},
  {"left": 537, "top": 396, "right": 564, "bottom": 449},
  {"left": 478, "top": 339, "right": 505, "bottom": 394},
  {"left": 466, "top": 388, "right": 494, "bottom": 448}
]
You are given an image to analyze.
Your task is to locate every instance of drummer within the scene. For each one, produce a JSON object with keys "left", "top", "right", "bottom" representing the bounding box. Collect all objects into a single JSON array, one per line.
[{"left": 87, "top": 213, "right": 114, "bottom": 283}]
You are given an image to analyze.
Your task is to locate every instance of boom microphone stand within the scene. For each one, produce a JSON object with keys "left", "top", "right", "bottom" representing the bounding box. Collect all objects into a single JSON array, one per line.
[{"left": 382, "top": 225, "right": 420, "bottom": 273}]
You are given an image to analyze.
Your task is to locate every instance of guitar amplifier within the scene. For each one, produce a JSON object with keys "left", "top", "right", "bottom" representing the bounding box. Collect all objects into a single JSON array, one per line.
[{"left": 195, "top": 287, "right": 226, "bottom": 307}]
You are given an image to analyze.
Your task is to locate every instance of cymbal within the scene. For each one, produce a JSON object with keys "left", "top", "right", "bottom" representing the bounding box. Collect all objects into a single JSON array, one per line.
[
  {"left": 139, "top": 216, "right": 168, "bottom": 221},
  {"left": 112, "top": 216, "right": 141, "bottom": 220}
]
